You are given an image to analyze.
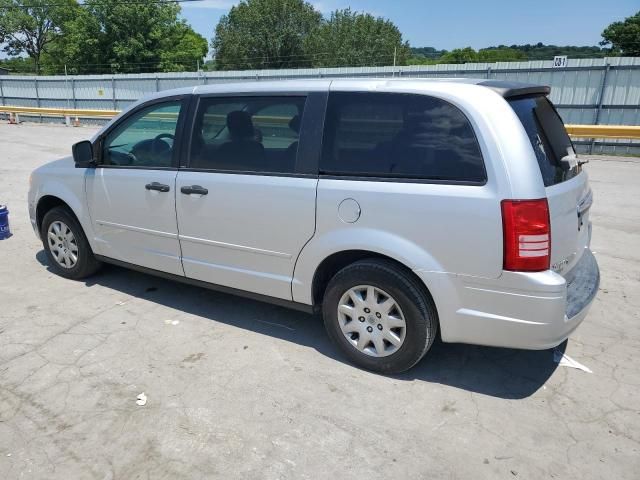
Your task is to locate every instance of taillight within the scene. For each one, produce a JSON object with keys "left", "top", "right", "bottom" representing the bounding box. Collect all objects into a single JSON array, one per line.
[{"left": 501, "top": 199, "right": 551, "bottom": 272}]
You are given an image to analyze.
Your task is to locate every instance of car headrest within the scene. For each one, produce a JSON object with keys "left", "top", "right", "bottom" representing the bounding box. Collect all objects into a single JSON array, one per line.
[
  {"left": 227, "top": 111, "right": 254, "bottom": 139},
  {"left": 289, "top": 114, "right": 301, "bottom": 133}
]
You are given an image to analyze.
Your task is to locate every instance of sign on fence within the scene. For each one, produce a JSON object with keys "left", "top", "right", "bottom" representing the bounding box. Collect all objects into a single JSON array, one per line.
[{"left": 553, "top": 56, "right": 568, "bottom": 68}]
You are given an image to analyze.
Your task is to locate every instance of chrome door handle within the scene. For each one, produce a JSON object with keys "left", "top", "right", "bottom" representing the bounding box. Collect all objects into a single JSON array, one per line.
[
  {"left": 145, "top": 182, "right": 170, "bottom": 192},
  {"left": 181, "top": 185, "right": 209, "bottom": 195}
]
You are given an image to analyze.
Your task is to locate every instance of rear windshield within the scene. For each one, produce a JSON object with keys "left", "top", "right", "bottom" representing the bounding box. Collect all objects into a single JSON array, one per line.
[{"left": 508, "top": 96, "right": 579, "bottom": 186}]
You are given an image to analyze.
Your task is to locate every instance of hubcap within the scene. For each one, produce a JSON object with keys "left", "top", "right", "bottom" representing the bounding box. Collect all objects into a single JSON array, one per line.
[
  {"left": 337, "top": 285, "right": 406, "bottom": 358},
  {"left": 47, "top": 221, "right": 78, "bottom": 269}
]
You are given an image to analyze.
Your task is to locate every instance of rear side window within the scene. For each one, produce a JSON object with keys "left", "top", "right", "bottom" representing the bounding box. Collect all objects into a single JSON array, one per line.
[
  {"left": 321, "top": 92, "right": 486, "bottom": 183},
  {"left": 189, "top": 96, "right": 306, "bottom": 174},
  {"left": 508, "top": 96, "right": 578, "bottom": 186}
]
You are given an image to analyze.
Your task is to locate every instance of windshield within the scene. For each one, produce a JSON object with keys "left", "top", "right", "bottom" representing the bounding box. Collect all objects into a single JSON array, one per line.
[{"left": 508, "top": 96, "right": 579, "bottom": 186}]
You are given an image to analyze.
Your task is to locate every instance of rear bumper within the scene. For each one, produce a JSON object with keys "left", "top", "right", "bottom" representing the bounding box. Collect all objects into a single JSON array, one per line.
[
  {"left": 416, "top": 248, "right": 599, "bottom": 350},
  {"left": 565, "top": 248, "right": 599, "bottom": 319}
]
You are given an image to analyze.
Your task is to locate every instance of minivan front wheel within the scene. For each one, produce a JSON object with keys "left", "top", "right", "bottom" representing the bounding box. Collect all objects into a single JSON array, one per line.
[
  {"left": 41, "top": 206, "right": 102, "bottom": 279},
  {"left": 322, "top": 259, "right": 438, "bottom": 374}
]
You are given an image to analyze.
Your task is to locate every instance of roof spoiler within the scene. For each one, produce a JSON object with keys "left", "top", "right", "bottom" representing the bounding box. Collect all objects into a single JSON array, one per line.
[{"left": 479, "top": 80, "right": 551, "bottom": 99}]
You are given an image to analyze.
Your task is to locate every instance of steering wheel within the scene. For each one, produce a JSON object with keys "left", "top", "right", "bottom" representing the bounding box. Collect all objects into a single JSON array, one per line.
[
  {"left": 152, "top": 133, "right": 175, "bottom": 155},
  {"left": 154, "top": 133, "right": 174, "bottom": 144},
  {"left": 151, "top": 133, "right": 176, "bottom": 154}
]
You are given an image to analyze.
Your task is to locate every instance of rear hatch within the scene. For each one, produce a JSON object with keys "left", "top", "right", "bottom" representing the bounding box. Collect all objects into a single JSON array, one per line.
[{"left": 508, "top": 95, "right": 592, "bottom": 277}]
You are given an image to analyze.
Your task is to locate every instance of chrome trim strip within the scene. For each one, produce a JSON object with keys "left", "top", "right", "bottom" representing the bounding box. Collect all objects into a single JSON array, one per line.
[
  {"left": 96, "top": 220, "right": 178, "bottom": 239},
  {"left": 178, "top": 235, "right": 292, "bottom": 259}
]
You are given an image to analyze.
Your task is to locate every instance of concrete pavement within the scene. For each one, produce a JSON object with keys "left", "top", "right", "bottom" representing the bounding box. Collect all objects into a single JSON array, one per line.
[{"left": 0, "top": 123, "right": 639, "bottom": 479}]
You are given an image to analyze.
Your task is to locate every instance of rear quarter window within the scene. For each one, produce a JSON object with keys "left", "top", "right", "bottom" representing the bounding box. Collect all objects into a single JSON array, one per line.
[{"left": 321, "top": 92, "right": 486, "bottom": 183}]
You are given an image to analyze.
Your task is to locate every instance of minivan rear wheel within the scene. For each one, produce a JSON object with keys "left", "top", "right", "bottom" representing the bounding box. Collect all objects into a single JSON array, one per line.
[
  {"left": 41, "top": 206, "right": 102, "bottom": 280},
  {"left": 322, "top": 259, "right": 438, "bottom": 374}
]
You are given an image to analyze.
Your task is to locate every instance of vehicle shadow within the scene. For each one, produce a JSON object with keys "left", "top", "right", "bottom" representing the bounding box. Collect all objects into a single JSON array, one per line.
[{"left": 37, "top": 251, "right": 563, "bottom": 400}]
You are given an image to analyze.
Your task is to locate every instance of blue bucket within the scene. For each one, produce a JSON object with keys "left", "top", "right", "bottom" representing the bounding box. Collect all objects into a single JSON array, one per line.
[{"left": 0, "top": 205, "right": 11, "bottom": 240}]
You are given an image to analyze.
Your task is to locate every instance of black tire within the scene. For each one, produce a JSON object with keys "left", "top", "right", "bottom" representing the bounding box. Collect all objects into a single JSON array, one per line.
[
  {"left": 41, "top": 206, "right": 102, "bottom": 280},
  {"left": 322, "top": 259, "right": 438, "bottom": 374}
]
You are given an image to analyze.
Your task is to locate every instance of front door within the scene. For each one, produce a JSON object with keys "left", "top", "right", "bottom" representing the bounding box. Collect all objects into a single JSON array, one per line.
[
  {"left": 86, "top": 98, "right": 187, "bottom": 276},
  {"left": 175, "top": 94, "right": 321, "bottom": 300}
]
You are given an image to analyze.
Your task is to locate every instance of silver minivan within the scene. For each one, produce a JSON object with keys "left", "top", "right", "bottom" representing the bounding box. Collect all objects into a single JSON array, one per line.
[{"left": 28, "top": 79, "right": 599, "bottom": 373}]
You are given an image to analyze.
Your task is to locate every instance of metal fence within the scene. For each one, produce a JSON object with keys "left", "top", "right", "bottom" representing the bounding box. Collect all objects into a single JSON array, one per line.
[{"left": 1, "top": 57, "right": 639, "bottom": 154}]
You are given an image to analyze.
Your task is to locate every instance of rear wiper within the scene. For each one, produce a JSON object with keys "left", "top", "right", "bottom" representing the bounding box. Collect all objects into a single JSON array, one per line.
[
  {"left": 559, "top": 155, "right": 588, "bottom": 170},
  {"left": 559, "top": 154, "right": 576, "bottom": 171}
]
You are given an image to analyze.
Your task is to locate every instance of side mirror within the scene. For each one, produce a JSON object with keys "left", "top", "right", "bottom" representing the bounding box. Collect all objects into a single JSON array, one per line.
[{"left": 72, "top": 140, "right": 95, "bottom": 168}]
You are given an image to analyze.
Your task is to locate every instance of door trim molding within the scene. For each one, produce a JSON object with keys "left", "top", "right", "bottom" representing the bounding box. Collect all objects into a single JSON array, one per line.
[
  {"left": 178, "top": 234, "right": 292, "bottom": 259},
  {"left": 96, "top": 220, "right": 178, "bottom": 239}
]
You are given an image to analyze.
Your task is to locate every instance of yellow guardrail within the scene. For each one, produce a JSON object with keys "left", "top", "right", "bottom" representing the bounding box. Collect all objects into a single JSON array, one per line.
[
  {"left": 0, "top": 105, "right": 118, "bottom": 117},
  {"left": 1, "top": 105, "right": 640, "bottom": 140},
  {"left": 564, "top": 124, "right": 640, "bottom": 139}
]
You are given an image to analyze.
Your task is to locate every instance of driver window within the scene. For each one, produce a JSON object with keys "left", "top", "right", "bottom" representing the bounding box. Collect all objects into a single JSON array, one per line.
[{"left": 103, "top": 101, "right": 182, "bottom": 168}]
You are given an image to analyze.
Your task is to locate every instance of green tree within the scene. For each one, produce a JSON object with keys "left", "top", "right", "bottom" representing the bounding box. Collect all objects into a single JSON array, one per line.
[
  {"left": 406, "top": 55, "right": 438, "bottom": 66},
  {"left": 499, "top": 43, "right": 612, "bottom": 60},
  {"left": 410, "top": 43, "right": 613, "bottom": 63},
  {"left": 211, "top": 0, "right": 321, "bottom": 70},
  {"left": 0, "top": 55, "right": 38, "bottom": 74},
  {"left": 410, "top": 46, "right": 446, "bottom": 60},
  {"left": 439, "top": 47, "right": 478, "bottom": 63},
  {"left": 477, "top": 47, "right": 526, "bottom": 62},
  {"left": 306, "top": 9, "right": 410, "bottom": 67},
  {"left": 437, "top": 46, "right": 526, "bottom": 64},
  {"left": 158, "top": 23, "right": 209, "bottom": 72},
  {"left": 47, "top": 0, "right": 207, "bottom": 74},
  {"left": 0, "top": 0, "right": 78, "bottom": 74},
  {"left": 601, "top": 11, "right": 640, "bottom": 56}
]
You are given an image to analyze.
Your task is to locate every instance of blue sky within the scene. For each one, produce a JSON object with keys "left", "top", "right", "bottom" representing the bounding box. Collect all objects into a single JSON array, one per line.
[{"left": 181, "top": 0, "right": 639, "bottom": 53}]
